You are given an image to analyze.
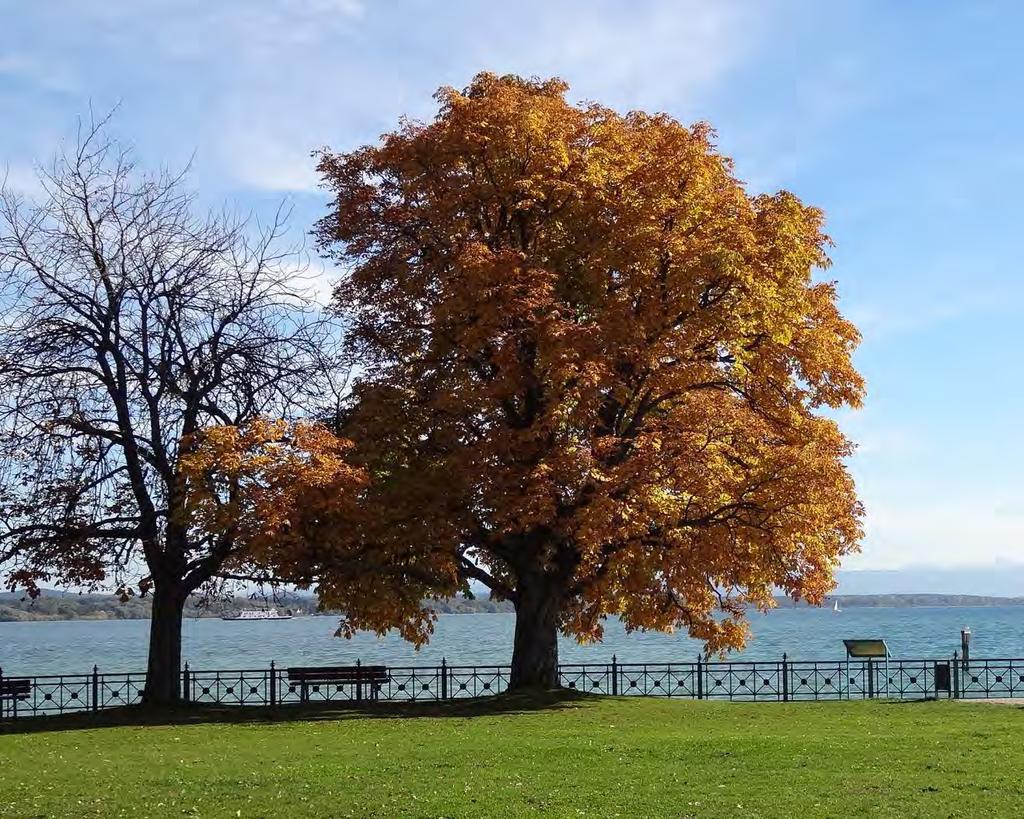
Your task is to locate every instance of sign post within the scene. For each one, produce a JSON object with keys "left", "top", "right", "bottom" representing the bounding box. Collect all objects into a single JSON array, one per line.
[{"left": 843, "top": 639, "right": 890, "bottom": 698}]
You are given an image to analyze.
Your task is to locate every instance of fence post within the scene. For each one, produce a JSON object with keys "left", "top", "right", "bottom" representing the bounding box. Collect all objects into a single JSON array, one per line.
[
  {"left": 182, "top": 662, "right": 190, "bottom": 704},
  {"left": 696, "top": 655, "right": 704, "bottom": 700},
  {"left": 269, "top": 661, "right": 277, "bottom": 707},
  {"left": 441, "top": 657, "right": 448, "bottom": 701},
  {"left": 0, "top": 666, "right": 4, "bottom": 720},
  {"left": 6, "top": 666, "right": 16, "bottom": 720},
  {"left": 952, "top": 651, "right": 960, "bottom": 698},
  {"left": 782, "top": 653, "right": 789, "bottom": 702},
  {"left": 611, "top": 655, "right": 618, "bottom": 696},
  {"left": 92, "top": 665, "right": 99, "bottom": 713},
  {"left": 355, "top": 658, "right": 363, "bottom": 703},
  {"left": 867, "top": 658, "right": 875, "bottom": 699}
]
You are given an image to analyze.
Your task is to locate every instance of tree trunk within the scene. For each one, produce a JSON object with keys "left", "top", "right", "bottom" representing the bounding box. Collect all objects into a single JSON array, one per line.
[
  {"left": 144, "top": 580, "right": 186, "bottom": 706},
  {"left": 509, "top": 573, "right": 561, "bottom": 690}
]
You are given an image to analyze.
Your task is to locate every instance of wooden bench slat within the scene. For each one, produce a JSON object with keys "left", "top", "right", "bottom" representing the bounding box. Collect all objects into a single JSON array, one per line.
[
  {"left": 0, "top": 679, "right": 31, "bottom": 699},
  {"left": 287, "top": 670, "right": 389, "bottom": 676},
  {"left": 287, "top": 666, "right": 387, "bottom": 673},
  {"left": 286, "top": 671, "right": 389, "bottom": 675},
  {"left": 287, "top": 666, "right": 389, "bottom": 682}
]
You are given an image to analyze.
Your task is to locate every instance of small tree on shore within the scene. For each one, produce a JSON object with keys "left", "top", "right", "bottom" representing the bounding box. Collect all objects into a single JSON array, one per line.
[
  {"left": 312, "top": 74, "right": 865, "bottom": 689},
  {"left": 0, "top": 121, "right": 347, "bottom": 704}
]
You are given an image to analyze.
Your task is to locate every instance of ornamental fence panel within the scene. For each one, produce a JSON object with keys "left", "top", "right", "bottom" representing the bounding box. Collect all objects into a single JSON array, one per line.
[
  {"left": 957, "top": 658, "right": 1024, "bottom": 698},
  {"left": 0, "top": 653, "right": 1006, "bottom": 722}
]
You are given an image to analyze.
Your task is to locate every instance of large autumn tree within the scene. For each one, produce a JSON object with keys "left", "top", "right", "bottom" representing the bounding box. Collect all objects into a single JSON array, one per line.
[
  {"left": 313, "top": 73, "right": 865, "bottom": 689},
  {"left": 0, "top": 123, "right": 358, "bottom": 703}
]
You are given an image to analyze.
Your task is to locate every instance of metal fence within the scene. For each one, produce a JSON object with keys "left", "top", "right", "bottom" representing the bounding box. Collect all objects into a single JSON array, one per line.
[{"left": 2, "top": 653, "right": 1019, "bottom": 721}]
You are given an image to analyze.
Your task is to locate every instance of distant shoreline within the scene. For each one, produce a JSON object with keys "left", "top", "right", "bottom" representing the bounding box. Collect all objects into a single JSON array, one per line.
[
  {"left": 0, "top": 592, "right": 516, "bottom": 622},
  {"left": 3, "top": 592, "right": 1024, "bottom": 623},
  {"left": 780, "top": 594, "right": 1024, "bottom": 609}
]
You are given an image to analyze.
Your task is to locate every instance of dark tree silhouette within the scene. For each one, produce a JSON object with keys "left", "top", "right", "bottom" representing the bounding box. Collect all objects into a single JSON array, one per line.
[{"left": 0, "top": 119, "right": 343, "bottom": 704}]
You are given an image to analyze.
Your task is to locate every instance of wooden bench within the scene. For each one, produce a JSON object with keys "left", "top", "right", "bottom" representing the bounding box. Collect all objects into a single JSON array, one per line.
[
  {"left": 0, "top": 678, "right": 31, "bottom": 718},
  {"left": 286, "top": 666, "right": 390, "bottom": 702}
]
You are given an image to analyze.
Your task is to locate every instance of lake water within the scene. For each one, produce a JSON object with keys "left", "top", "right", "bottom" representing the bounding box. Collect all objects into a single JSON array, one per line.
[{"left": 2, "top": 607, "right": 1024, "bottom": 676}]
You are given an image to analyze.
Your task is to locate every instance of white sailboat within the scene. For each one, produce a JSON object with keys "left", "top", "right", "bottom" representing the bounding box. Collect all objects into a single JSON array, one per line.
[
  {"left": 833, "top": 599, "right": 842, "bottom": 613},
  {"left": 220, "top": 608, "right": 292, "bottom": 621}
]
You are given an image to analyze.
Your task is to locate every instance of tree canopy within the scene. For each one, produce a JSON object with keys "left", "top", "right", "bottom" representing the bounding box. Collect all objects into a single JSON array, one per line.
[{"left": 313, "top": 73, "right": 865, "bottom": 688}]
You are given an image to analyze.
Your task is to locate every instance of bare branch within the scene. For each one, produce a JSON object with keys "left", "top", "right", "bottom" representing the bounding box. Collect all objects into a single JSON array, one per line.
[{"left": 0, "top": 117, "right": 347, "bottom": 598}]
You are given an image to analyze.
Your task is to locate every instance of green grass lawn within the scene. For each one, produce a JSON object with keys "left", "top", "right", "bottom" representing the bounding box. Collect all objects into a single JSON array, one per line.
[{"left": 2, "top": 695, "right": 1022, "bottom": 818}]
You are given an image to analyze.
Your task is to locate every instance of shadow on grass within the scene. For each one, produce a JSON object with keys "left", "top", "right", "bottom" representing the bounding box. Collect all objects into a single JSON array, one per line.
[
  {"left": 877, "top": 697, "right": 943, "bottom": 706},
  {"left": 873, "top": 697, "right": 1024, "bottom": 709},
  {"left": 0, "top": 689, "right": 594, "bottom": 736}
]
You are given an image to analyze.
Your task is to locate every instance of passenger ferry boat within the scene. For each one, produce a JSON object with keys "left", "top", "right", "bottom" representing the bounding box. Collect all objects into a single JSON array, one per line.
[{"left": 220, "top": 608, "right": 293, "bottom": 621}]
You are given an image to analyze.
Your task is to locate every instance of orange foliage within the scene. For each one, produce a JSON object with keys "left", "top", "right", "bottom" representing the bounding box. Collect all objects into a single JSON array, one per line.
[
  {"left": 179, "top": 419, "right": 456, "bottom": 644},
  {"left": 179, "top": 422, "right": 361, "bottom": 585},
  {"left": 313, "top": 73, "right": 865, "bottom": 657}
]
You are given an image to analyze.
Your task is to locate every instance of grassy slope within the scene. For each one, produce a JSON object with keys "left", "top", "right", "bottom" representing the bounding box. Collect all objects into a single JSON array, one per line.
[{"left": 2, "top": 696, "right": 1022, "bottom": 818}]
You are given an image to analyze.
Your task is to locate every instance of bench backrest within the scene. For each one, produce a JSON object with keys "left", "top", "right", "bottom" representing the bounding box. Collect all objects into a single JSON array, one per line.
[
  {"left": 0, "top": 679, "right": 31, "bottom": 698},
  {"left": 286, "top": 666, "right": 389, "bottom": 683}
]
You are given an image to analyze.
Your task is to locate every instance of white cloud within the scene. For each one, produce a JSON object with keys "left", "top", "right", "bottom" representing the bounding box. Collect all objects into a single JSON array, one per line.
[
  {"left": 277, "top": 256, "right": 342, "bottom": 307},
  {"left": 731, "top": 53, "right": 875, "bottom": 193},
  {"left": 223, "top": 130, "right": 323, "bottom": 193},
  {"left": 846, "top": 300, "right": 965, "bottom": 341},
  {"left": 0, "top": 54, "right": 79, "bottom": 95},
  {"left": 206, "top": 0, "right": 365, "bottom": 54},
  {"left": 847, "top": 422, "right": 924, "bottom": 461},
  {"left": 1, "top": 1, "right": 773, "bottom": 194},
  {"left": 844, "top": 274, "right": 1012, "bottom": 342},
  {"left": 474, "top": 2, "right": 754, "bottom": 111},
  {"left": 855, "top": 489, "right": 1024, "bottom": 570},
  {"left": 74, "top": 0, "right": 365, "bottom": 59},
  {"left": 213, "top": 0, "right": 767, "bottom": 192},
  {"left": 1, "top": 164, "right": 45, "bottom": 200}
]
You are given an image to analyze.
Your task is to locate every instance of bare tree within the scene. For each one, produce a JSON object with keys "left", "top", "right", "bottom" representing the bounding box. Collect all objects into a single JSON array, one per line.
[{"left": 0, "top": 120, "right": 343, "bottom": 704}]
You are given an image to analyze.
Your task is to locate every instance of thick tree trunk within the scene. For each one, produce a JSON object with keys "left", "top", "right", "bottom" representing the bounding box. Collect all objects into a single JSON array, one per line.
[
  {"left": 509, "top": 574, "right": 561, "bottom": 691},
  {"left": 144, "top": 580, "right": 186, "bottom": 706}
]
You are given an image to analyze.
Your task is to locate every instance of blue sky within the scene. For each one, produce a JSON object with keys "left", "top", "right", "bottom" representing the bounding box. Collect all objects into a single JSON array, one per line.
[{"left": 2, "top": 0, "right": 1022, "bottom": 571}]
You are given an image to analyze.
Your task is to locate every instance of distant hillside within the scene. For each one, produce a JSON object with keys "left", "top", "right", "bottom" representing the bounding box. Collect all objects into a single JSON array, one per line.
[
  {"left": 781, "top": 594, "right": 1024, "bottom": 609},
  {"left": 0, "top": 591, "right": 513, "bottom": 622},
  {"left": 2, "top": 590, "right": 1022, "bottom": 622},
  {"left": 0, "top": 591, "right": 317, "bottom": 622}
]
